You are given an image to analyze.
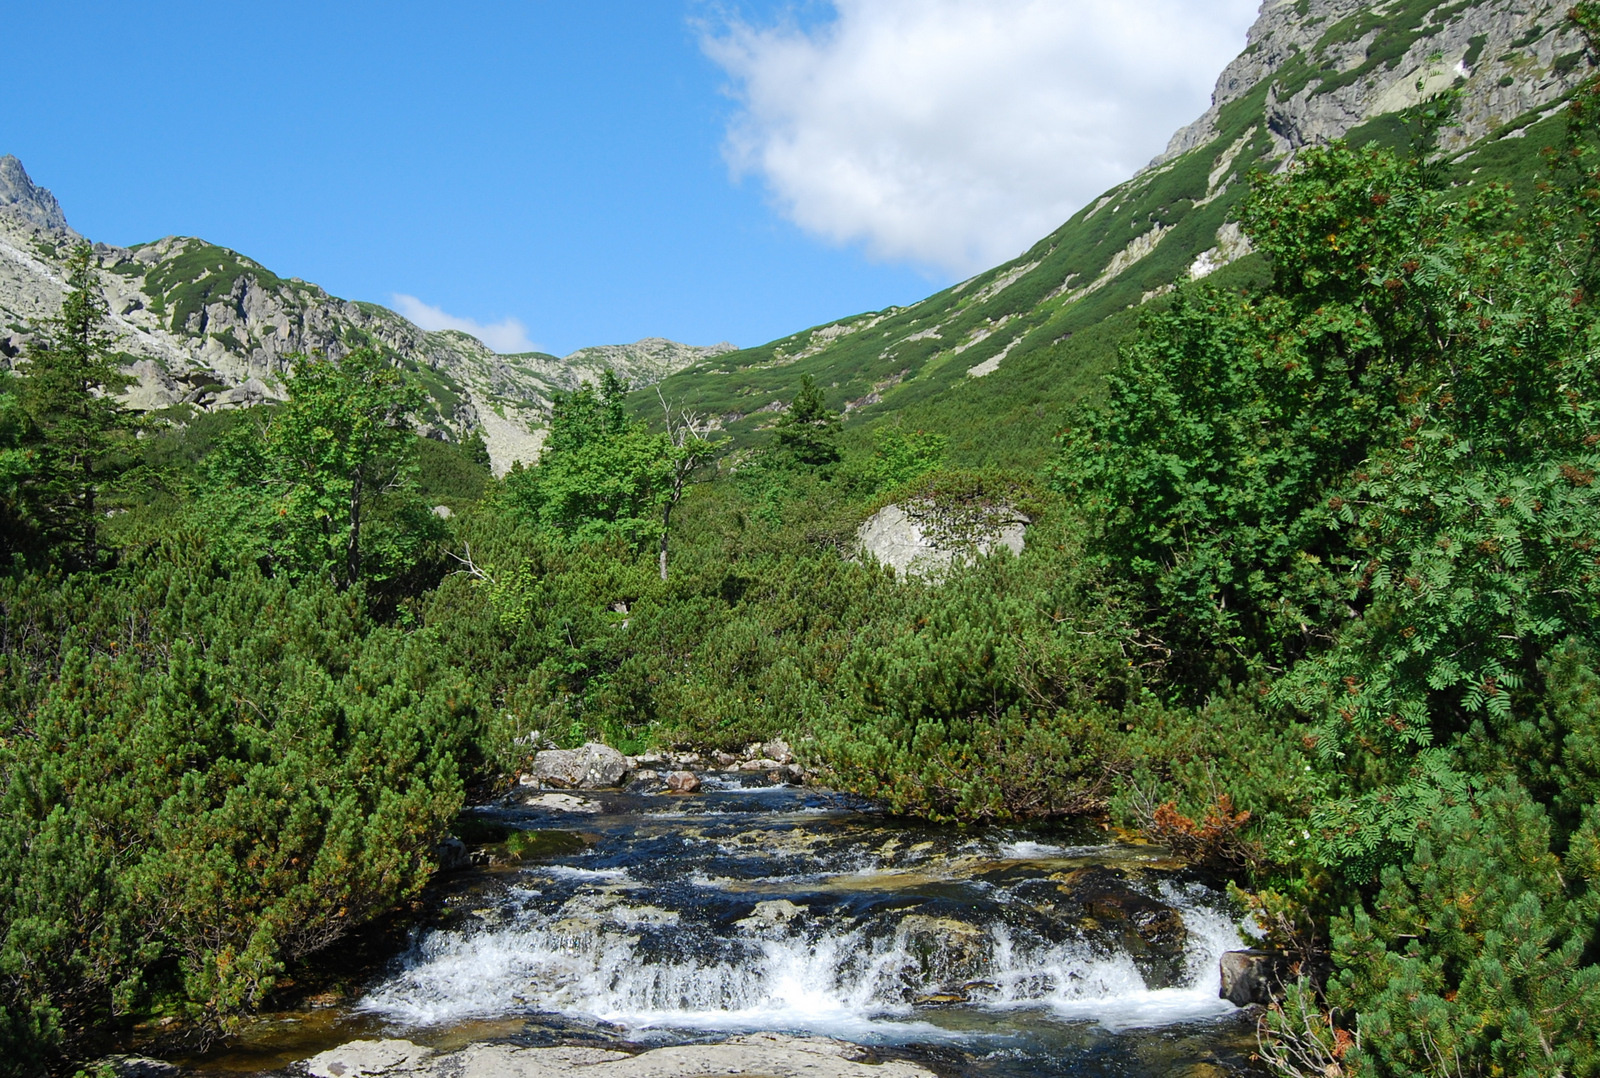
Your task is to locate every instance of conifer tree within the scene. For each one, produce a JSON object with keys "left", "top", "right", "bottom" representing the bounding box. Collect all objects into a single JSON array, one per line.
[
  {"left": 772, "top": 374, "right": 841, "bottom": 469},
  {"left": 17, "top": 245, "right": 130, "bottom": 568}
]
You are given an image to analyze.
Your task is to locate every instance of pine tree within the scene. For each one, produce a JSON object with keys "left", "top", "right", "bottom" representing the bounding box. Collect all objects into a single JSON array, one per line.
[
  {"left": 17, "top": 244, "right": 131, "bottom": 568},
  {"left": 772, "top": 374, "right": 841, "bottom": 469}
]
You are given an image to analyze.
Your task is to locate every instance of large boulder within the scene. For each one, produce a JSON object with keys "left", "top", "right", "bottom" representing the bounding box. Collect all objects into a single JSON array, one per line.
[
  {"left": 857, "top": 501, "right": 1028, "bottom": 580},
  {"left": 532, "top": 742, "right": 629, "bottom": 789}
]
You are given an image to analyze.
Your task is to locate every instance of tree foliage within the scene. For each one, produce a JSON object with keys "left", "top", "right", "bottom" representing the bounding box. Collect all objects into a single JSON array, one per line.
[
  {"left": 501, "top": 372, "right": 720, "bottom": 578},
  {"left": 771, "top": 374, "right": 841, "bottom": 469},
  {"left": 197, "top": 347, "right": 440, "bottom": 590}
]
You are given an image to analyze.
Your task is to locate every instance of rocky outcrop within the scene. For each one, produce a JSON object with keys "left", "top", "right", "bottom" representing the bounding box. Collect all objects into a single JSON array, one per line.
[
  {"left": 305, "top": 1035, "right": 937, "bottom": 1078},
  {"left": 563, "top": 337, "right": 737, "bottom": 385},
  {"left": 0, "top": 155, "right": 70, "bottom": 233},
  {"left": 1156, "top": 0, "right": 1583, "bottom": 166}
]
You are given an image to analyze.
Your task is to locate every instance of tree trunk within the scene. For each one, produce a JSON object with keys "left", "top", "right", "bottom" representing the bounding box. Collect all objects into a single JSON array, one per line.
[
  {"left": 345, "top": 471, "right": 363, "bottom": 589},
  {"left": 659, "top": 500, "right": 672, "bottom": 581}
]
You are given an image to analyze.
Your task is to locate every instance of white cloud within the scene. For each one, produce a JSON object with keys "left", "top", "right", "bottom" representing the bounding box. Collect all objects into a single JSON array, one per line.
[
  {"left": 391, "top": 293, "right": 538, "bottom": 354},
  {"left": 703, "top": 0, "right": 1259, "bottom": 276}
]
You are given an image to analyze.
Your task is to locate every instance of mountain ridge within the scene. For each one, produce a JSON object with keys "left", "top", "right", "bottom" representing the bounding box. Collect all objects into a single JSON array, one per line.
[
  {"left": 0, "top": 156, "right": 732, "bottom": 474},
  {"left": 647, "top": 0, "right": 1589, "bottom": 465}
]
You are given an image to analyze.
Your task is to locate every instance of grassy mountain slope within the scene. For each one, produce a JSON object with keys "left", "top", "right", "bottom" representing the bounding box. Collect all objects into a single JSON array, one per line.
[{"left": 646, "top": 0, "right": 1587, "bottom": 470}]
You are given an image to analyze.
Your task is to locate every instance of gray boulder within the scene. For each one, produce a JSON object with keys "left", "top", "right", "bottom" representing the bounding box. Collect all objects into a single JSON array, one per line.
[
  {"left": 857, "top": 501, "right": 1029, "bottom": 580},
  {"left": 433, "top": 836, "right": 470, "bottom": 872},
  {"left": 1219, "top": 949, "right": 1293, "bottom": 1006},
  {"left": 307, "top": 1039, "right": 433, "bottom": 1078},
  {"left": 532, "top": 742, "right": 630, "bottom": 789}
]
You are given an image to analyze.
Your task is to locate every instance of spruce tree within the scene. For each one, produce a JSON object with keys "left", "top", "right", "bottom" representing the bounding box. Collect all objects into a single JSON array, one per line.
[
  {"left": 17, "top": 244, "right": 130, "bottom": 568},
  {"left": 772, "top": 374, "right": 840, "bottom": 469}
]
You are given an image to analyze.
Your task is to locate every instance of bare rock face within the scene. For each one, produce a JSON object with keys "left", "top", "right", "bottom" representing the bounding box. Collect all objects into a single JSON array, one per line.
[
  {"left": 532, "top": 742, "right": 630, "bottom": 789},
  {"left": 1154, "top": 0, "right": 1584, "bottom": 168},
  {"left": 301, "top": 1035, "right": 937, "bottom": 1078}
]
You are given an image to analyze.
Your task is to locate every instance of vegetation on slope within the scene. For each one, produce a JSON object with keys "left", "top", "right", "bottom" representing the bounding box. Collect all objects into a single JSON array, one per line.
[
  {"left": 4, "top": 8, "right": 1600, "bottom": 1078},
  {"left": 644, "top": 2, "right": 1588, "bottom": 477}
]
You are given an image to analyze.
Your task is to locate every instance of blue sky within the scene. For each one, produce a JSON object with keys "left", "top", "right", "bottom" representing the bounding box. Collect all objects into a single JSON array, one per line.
[{"left": 4, "top": 1, "right": 1256, "bottom": 356}]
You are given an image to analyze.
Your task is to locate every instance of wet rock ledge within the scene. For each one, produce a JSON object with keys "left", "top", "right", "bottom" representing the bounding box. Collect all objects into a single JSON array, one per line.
[
  {"left": 306, "top": 1034, "right": 935, "bottom": 1078},
  {"left": 520, "top": 739, "right": 809, "bottom": 791}
]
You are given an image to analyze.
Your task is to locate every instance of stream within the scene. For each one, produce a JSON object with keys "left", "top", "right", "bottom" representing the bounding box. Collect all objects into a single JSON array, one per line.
[{"left": 188, "top": 773, "right": 1266, "bottom": 1077}]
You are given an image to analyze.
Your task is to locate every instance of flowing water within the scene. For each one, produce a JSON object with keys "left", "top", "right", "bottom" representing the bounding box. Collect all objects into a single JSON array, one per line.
[{"left": 190, "top": 774, "right": 1265, "bottom": 1077}]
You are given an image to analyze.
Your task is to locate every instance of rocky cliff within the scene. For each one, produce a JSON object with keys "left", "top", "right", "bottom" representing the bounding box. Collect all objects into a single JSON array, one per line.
[
  {"left": 650, "top": 0, "right": 1589, "bottom": 453},
  {"left": 1159, "top": 0, "right": 1583, "bottom": 164},
  {"left": 0, "top": 157, "right": 732, "bottom": 473}
]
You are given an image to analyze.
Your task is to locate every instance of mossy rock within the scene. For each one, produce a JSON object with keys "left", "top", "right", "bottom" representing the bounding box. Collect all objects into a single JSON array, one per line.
[{"left": 504, "top": 829, "right": 588, "bottom": 860}]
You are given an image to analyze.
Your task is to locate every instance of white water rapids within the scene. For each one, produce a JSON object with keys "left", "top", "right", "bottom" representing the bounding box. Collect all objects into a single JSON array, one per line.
[{"left": 356, "top": 785, "right": 1245, "bottom": 1044}]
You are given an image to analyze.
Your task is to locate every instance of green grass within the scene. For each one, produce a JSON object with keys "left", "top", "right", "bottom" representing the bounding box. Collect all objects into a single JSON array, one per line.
[
  {"left": 1508, "top": 23, "right": 1546, "bottom": 50},
  {"left": 1555, "top": 49, "right": 1587, "bottom": 77},
  {"left": 404, "top": 360, "right": 464, "bottom": 422}
]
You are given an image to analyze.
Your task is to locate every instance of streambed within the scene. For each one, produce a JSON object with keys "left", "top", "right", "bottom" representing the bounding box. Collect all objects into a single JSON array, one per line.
[{"left": 188, "top": 774, "right": 1265, "bottom": 1077}]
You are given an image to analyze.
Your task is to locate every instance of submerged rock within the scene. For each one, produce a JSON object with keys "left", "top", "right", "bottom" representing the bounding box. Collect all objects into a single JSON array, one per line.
[
  {"left": 520, "top": 792, "right": 601, "bottom": 814},
  {"left": 532, "top": 743, "right": 629, "bottom": 788},
  {"left": 99, "top": 1058, "right": 180, "bottom": 1078},
  {"left": 895, "top": 914, "right": 992, "bottom": 991},
  {"left": 737, "top": 898, "right": 807, "bottom": 930},
  {"left": 1044, "top": 866, "right": 1191, "bottom": 988},
  {"left": 301, "top": 1035, "right": 936, "bottom": 1078}
]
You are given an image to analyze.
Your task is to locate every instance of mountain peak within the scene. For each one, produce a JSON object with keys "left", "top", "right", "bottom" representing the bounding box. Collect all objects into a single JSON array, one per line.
[{"left": 0, "top": 155, "right": 70, "bottom": 233}]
